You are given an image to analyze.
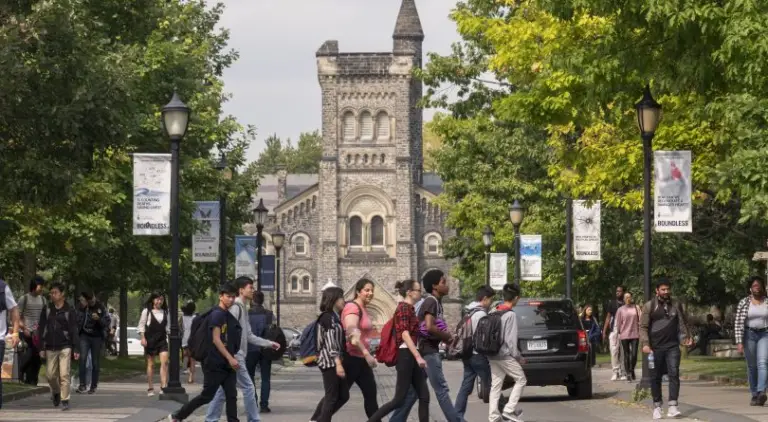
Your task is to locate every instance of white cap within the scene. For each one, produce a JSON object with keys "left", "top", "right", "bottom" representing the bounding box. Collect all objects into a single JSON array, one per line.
[{"left": 321, "top": 278, "right": 338, "bottom": 291}]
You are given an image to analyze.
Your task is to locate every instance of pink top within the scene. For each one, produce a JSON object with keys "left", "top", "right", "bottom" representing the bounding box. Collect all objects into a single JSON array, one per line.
[
  {"left": 614, "top": 305, "right": 640, "bottom": 340},
  {"left": 341, "top": 301, "right": 372, "bottom": 357}
]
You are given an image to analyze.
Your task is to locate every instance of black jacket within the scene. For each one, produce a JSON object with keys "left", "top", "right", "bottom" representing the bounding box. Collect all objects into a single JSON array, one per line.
[
  {"left": 78, "top": 301, "right": 110, "bottom": 337},
  {"left": 37, "top": 302, "right": 80, "bottom": 351}
]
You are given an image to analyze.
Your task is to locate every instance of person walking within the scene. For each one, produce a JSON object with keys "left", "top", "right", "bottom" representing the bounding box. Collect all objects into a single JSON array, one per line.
[
  {"left": 76, "top": 291, "right": 110, "bottom": 394},
  {"left": 107, "top": 307, "right": 119, "bottom": 356},
  {"left": 580, "top": 304, "right": 601, "bottom": 367},
  {"left": 246, "top": 290, "right": 274, "bottom": 412},
  {"left": 639, "top": 278, "right": 692, "bottom": 420},
  {"left": 180, "top": 301, "right": 197, "bottom": 384},
  {"left": 310, "top": 279, "right": 379, "bottom": 421},
  {"left": 735, "top": 276, "right": 768, "bottom": 406},
  {"left": 614, "top": 292, "right": 641, "bottom": 381},
  {"left": 138, "top": 292, "right": 170, "bottom": 396},
  {"left": 204, "top": 277, "right": 280, "bottom": 422},
  {"left": 313, "top": 285, "right": 349, "bottom": 422},
  {"left": 36, "top": 283, "right": 80, "bottom": 410},
  {"left": 18, "top": 275, "right": 47, "bottom": 386},
  {"left": 603, "top": 285, "right": 626, "bottom": 381},
  {"left": 366, "top": 280, "right": 429, "bottom": 422},
  {"left": 0, "top": 275, "right": 22, "bottom": 411},
  {"left": 487, "top": 284, "right": 527, "bottom": 422},
  {"left": 453, "top": 286, "right": 495, "bottom": 420},
  {"left": 390, "top": 271, "right": 460, "bottom": 422},
  {"left": 169, "top": 283, "right": 241, "bottom": 422}
]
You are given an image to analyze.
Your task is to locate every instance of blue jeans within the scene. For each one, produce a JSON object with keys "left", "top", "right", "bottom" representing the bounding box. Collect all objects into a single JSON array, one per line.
[
  {"left": 454, "top": 354, "right": 490, "bottom": 419},
  {"left": 246, "top": 351, "right": 272, "bottom": 408},
  {"left": 389, "top": 353, "right": 463, "bottom": 422},
  {"left": 79, "top": 335, "right": 102, "bottom": 388},
  {"left": 206, "top": 354, "right": 260, "bottom": 422},
  {"left": 0, "top": 341, "right": 5, "bottom": 409},
  {"left": 745, "top": 329, "right": 768, "bottom": 396}
]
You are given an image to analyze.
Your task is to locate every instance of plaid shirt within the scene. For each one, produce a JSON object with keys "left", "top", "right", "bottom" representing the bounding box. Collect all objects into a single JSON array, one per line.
[
  {"left": 734, "top": 296, "right": 768, "bottom": 345},
  {"left": 394, "top": 301, "right": 419, "bottom": 348}
]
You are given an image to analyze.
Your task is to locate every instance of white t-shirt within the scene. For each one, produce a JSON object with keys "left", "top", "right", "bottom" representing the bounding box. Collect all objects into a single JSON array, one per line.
[{"left": 0, "top": 284, "right": 19, "bottom": 337}]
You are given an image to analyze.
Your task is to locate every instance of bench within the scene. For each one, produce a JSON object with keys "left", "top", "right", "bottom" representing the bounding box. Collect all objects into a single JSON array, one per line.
[{"left": 707, "top": 339, "right": 743, "bottom": 358}]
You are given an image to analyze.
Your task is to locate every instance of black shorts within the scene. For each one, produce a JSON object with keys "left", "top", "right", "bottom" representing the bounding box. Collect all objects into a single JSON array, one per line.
[{"left": 145, "top": 340, "right": 169, "bottom": 357}]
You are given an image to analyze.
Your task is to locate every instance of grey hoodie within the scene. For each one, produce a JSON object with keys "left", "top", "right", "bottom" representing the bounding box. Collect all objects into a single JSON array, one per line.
[
  {"left": 488, "top": 305, "right": 523, "bottom": 362},
  {"left": 231, "top": 297, "right": 273, "bottom": 358}
]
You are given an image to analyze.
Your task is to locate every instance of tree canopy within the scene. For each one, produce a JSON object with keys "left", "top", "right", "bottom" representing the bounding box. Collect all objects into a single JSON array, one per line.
[
  {"left": 253, "top": 131, "right": 323, "bottom": 175},
  {"left": 422, "top": 0, "right": 768, "bottom": 308}
]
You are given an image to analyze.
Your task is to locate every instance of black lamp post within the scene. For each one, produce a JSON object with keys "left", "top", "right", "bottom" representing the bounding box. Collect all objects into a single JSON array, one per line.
[
  {"left": 271, "top": 228, "right": 285, "bottom": 326},
  {"left": 215, "top": 149, "right": 232, "bottom": 286},
  {"left": 565, "top": 197, "right": 573, "bottom": 299},
  {"left": 635, "top": 84, "right": 662, "bottom": 391},
  {"left": 160, "top": 91, "right": 190, "bottom": 403},
  {"left": 482, "top": 226, "right": 494, "bottom": 287},
  {"left": 253, "top": 198, "right": 269, "bottom": 291},
  {"left": 509, "top": 200, "right": 525, "bottom": 286}
]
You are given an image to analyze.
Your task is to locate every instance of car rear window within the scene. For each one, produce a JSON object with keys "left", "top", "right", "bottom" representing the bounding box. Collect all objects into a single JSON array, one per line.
[{"left": 516, "top": 301, "right": 580, "bottom": 329}]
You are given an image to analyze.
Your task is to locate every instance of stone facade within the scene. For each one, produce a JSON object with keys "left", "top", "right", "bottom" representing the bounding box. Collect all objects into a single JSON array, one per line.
[{"left": 254, "top": 0, "right": 460, "bottom": 330}]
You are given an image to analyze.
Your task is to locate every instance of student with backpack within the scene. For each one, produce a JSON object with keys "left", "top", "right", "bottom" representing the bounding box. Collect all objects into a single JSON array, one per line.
[
  {"left": 138, "top": 291, "right": 170, "bottom": 396},
  {"left": 36, "top": 282, "right": 79, "bottom": 411},
  {"left": 246, "top": 290, "right": 274, "bottom": 412},
  {"left": 311, "top": 279, "right": 379, "bottom": 421},
  {"left": 453, "top": 286, "right": 495, "bottom": 419},
  {"left": 168, "top": 283, "right": 241, "bottom": 422},
  {"left": 76, "top": 291, "right": 110, "bottom": 395},
  {"left": 204, "top": 277, "right": 280, "bottom": 422},
  {"left": 18, "top": 275, "right": 47, "bottom": 386},
  {"left": 366, "top": 279, "right": 429, "bottom": 422},
  {"left": 313, "top": 285, "right": 348, "bottom": 422},
  {"left": 180, "top": 301, "right": 197, "bottom": 384},
  {"left": 481, "top": 283, "right": 527, "bottom": 422}
]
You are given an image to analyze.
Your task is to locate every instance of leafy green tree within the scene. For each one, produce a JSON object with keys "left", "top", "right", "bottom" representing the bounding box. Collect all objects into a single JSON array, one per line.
[{"left": 253, "top": 131, "right": 322, "bottom": 174}]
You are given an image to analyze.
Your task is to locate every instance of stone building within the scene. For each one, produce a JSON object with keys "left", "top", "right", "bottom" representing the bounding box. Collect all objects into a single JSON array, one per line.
[{"left": 254, "top": 0, "right": 460, "bottom": 330}]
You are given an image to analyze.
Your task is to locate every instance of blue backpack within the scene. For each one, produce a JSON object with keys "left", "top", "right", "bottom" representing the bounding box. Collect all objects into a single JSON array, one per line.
[{"left": 299, "top": 314, "right": 325, "bottom": 367}]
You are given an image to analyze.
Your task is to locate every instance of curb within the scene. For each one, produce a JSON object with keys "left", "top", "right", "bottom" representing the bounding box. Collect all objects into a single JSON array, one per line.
[
  {"left": 1, "top": 370, "right": 145, "bottom": 404},
  {"left": 594, "top": 363, "right": 748, "bottom": 386},
  {"left": 615, "top": 391, "right": 756, "bottom": 422}
]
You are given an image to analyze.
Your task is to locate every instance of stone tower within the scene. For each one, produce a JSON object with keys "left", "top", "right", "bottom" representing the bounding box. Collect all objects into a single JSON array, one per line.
[{"left": 313, "top": 0, "right": 425, "bottom": 302}]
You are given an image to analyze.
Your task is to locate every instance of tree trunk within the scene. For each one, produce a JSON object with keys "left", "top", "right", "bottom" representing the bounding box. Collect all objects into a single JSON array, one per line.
[
  {"left": 119, "top": 286, "right": 128, "bottom": 358},
  {"left": 23, "top": 249, "right": 36, "bottom": 283}
]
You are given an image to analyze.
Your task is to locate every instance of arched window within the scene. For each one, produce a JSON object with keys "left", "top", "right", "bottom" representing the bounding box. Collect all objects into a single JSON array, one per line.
[
  {"left": 360, "top": 111, "right": 373, "bottom": 141},
  {"left": 376, "top": 112, "right": 390, "bottom": 140},
  {"left": 349, "top": 216, "right": 363, "bottom": 246},
  {"left": 370, "top": 216, "right": 385, "bottom": 246},
  {"left": 292, "top": 233, "right": 308, "bottom": 256},
  {"left": 425, "top": 233, "right": 442, "bottom": 256},
  {"left": 302, "top": 275, "right": 311, "bottom": 291},
  {"left": 289, "top": 269, "right": 312, "bottom": 294},
  {"left": 342, "top": 111, "right": 355, "bottom": 140},
  {"left": 291, "top": 275, "right": 299, "bottom": 291}
]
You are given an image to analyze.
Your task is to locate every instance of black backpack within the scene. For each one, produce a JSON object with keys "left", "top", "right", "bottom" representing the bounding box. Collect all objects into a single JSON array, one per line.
[
  {"left": 473, "top": 310, "right": 511, "bottom": 356},
  {"left": 261, "top": 323, "right": 287, "bottom": 361},
  {"left": 188, "top": 307, "right": 216, "bottom": 362}
]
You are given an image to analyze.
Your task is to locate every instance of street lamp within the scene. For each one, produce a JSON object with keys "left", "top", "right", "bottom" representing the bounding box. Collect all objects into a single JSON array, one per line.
[
  {"left": 160, "top": 91, "right": 190, "bottom": 403},
  {"left": 635, "top": 84, "right": 662, "bottom": 391},
  {"left": 271, "top": 228, "right": 286, "bottom": 326},
  {"left": 482, "top": 226, "right": 494, "bottom": 287},
  {"left": 509, "top": 200, "right": 525, "bottom": 286},
  {"left": 215, "top": 149, "right": 232, "bottom": 286},
  {"left": 253, "top": 198, "right": 269, "bottom": 291}
]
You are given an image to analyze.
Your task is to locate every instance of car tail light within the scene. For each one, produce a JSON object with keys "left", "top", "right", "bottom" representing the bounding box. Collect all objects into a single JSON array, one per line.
[{"left": 577, "top": 330, "right": 589, "bottom": 353}]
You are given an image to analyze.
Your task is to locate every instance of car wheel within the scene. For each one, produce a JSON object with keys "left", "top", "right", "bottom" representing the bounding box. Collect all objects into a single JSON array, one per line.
[
  {"left": 476, "top": 378, "right": 490, "bottom": 403},
  {"left": 568, "top": 372, "right": 593, "bottom": 400}
]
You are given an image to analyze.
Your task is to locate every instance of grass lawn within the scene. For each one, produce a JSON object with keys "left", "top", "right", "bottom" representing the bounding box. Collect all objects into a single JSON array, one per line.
[
  {"left": 595, "top": 352, "right": 747, "bottom": 381},
  {"left": 2, "top": 382, "right": 39, "bottom": 394},
  {"left": 35, "top": 355, "right": 146, "bottom": 381}
]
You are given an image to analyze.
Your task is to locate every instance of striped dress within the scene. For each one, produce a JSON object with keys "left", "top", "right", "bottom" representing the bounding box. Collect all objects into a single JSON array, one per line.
[{"left": 316, "top": 311, "right": 345, "bottom": 370}]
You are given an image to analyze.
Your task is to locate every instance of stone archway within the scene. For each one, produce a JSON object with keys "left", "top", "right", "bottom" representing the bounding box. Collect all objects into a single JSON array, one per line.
[{"left": 344, "top": 278, "right": 398, "bottom": 332}]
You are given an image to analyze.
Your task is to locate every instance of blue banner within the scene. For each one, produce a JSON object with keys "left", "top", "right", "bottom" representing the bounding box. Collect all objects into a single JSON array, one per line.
[
  {"left": 235, "top": 236, "right": 258, "bottom": 282},
  {"left": 261, "top": 255, "right": 275, "bottom": 292}
]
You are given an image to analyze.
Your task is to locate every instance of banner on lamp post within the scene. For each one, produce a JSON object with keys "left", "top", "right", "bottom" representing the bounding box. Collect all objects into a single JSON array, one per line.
[
  {"left": 654, "top": 151, "right": 693, "bottom": 232},
  {"left": 192, "top": 201, "right": 220, "bottom": 262},
  {"left": 132, "top": 153, "right": 172, "bottom": 235},
  {"left": 261, "top": 255, "right": 275, "bottom": 292},
  {"left": 489, "top": 253, "right": 508, "bottom": 290},
  {"left": 235, "top": 236, "right": 258, "bottom": 281},
  {"left": 520, "top": 235, "right": 542, "bottom": 281},
  {"left": 573, "top": 200, "right": 601, "bottom": 261}
]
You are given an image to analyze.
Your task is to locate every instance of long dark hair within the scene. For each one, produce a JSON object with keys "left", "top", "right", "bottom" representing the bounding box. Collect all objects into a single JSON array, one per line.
[
  {"left": 394, "top": 279, "right": 418, "bottom": 298},
  {"left": 353, "top": 279, "right": 374, "bottom": 299},
  {"left": 146, "top": 291, "right": 168, "bottom": 311},
  {"left": 320, "top": 287, "right": 344, "bottom": 313},
  {"left": 747, "top": 276, "right": 767, "bottom": 298},
  {"left": 182, "top": 301, "right": 196, "bottom": 316}
]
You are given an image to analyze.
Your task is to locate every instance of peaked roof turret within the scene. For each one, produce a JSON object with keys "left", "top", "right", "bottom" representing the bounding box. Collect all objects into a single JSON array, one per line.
[{"left": 393, "top": 0, "right": 424, "bottom": 40}]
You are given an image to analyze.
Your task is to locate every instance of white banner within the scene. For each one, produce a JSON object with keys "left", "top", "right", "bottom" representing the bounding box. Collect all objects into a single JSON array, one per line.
[
  {"left": 132, "top": 154, "right": 172, "bottom": 235},
  {"left": 520, "top": 235, "right": 542, "bottom": 281},
  {"left": 654, "top": 151, "right": 692, "bottom": 232},
  {"left": 192, "top": 201, "right": 220, "bottom": 262},
  {"left": 573, "top": 200, "right": 601, "bottom": 261},
  {"left": 489, "top": 253, "right": 508, "bottom": 290}
]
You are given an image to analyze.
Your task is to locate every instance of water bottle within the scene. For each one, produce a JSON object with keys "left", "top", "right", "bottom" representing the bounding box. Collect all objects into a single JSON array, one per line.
[{"left": 648, "top": 352, "right": 655, "bottom": 370}]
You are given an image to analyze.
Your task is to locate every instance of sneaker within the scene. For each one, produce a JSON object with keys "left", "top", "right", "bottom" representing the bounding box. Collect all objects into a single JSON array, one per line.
[
  {"left": 653, "top": 407, "right": 663, "bottom": 420},
  {"left": 52, "top": 393, "right": 61, "bottom": 407},
  {"left": 168, "top": 415, "right": 180, "bottom": 422},
  {"left": 75, "top": 386, "right": 87, "bottom": 394},
  {"left": 759, "top": 392, "right": 767, "bottom": 406},
  {"left": 618, "top": 375, "right": 627, "bottom": 381},
  {"left": 750, "top": 395, "right": 760, "bottom": 406},
  {"left": 667, "top": 405, "right": 681, "bottom": 418},
  {"left": 610, "top": 373, "right": 618, "bottom": 381},
  {"left": 62, "top": 400, "right": 70, "bottom": 411},
  {"left": 87, "top": 387, "right": 96, "bottom": 395},
  {"left": 260, "top": 406, "right": 272, "bottom": 413},
  {"left": 148, "top": 388, "right": 155, "bottom": 397}
]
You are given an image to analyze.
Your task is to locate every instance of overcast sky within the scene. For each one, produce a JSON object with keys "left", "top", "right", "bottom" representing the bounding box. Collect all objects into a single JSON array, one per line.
[{"left": 217, "top": 0, "right": 460, "bottom": 162}]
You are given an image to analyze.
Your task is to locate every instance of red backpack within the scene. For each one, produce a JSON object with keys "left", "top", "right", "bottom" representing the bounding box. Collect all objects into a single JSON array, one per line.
[{"left": 375, "top": 317, "right": 398, "bottom": 367}]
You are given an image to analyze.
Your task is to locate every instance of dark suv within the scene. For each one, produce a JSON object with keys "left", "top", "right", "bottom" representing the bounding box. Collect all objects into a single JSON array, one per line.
[{"left": 477, "top": 298, "right": 593, "bottom": 401}]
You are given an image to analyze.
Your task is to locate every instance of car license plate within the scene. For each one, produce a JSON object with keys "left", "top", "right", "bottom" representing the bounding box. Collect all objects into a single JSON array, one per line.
[{"left": 527, "top": 340, "right": 547, "bottom": 351}]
